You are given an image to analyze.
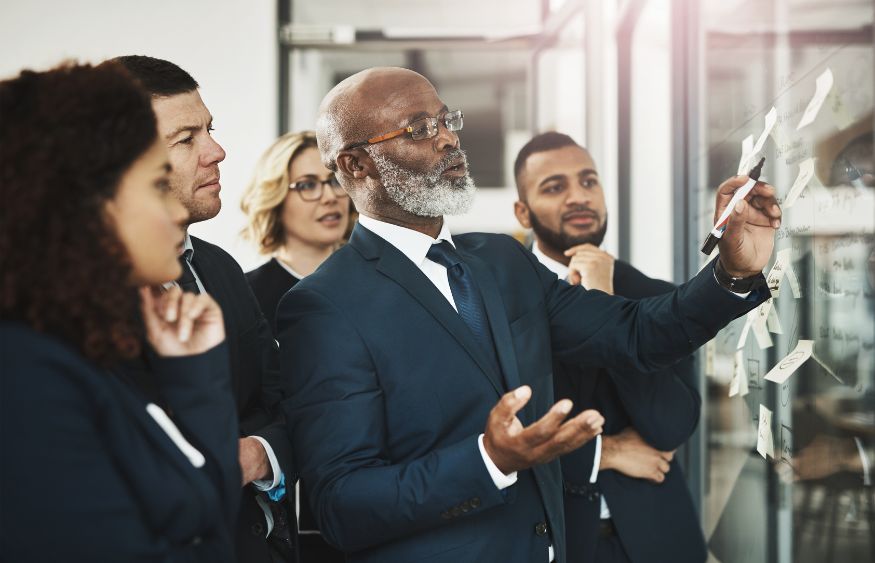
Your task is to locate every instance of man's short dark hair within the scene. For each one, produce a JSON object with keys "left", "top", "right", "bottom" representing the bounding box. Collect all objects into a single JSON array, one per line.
[
  {"left": 513, "top": 131, "right": 582, "bottom": 194},
  {"left": 113, "top": 55, "right": 199, "bottom": 97}
]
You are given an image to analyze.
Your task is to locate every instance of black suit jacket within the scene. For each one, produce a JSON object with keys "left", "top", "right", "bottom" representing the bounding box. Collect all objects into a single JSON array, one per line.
[
  {"left": 246, "top": 257, "right": 301, "bottom": 337},
  {"left": 1, "top": 323, "right": 240, "bottom": 561},
  {"left": 554, "top": 260, "right": 707, "bottom": 563},
  {"left": 277, "top": 224, "right": 766, "bottom": 563},
  {"left": 189, "top": 236, "right": 296, "bottom": 562}
]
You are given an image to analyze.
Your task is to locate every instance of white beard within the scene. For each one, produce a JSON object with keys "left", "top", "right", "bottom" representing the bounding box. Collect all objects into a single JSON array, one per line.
[{"left": 368, "top": 149, "right": 476, "bottom": 217}]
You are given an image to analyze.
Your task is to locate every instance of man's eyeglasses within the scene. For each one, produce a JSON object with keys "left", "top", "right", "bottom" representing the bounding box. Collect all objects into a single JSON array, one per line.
[
  {"left": 347, "top": 110, "right": 463, "bottom": 149},
  {"left": 288, "top": 175, "right": 347, "bottom": 201}
]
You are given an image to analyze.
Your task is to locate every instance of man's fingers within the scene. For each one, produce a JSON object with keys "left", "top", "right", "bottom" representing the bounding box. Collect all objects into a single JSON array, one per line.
[
  {"left": 563, "top": 243, "right": 599, "bottom": 256},
  {"left": 717, "top": 175, "right": 751, "bottom": 195},
  {"left": 517, "top": 399, "right": 574, "bottom": 447},
  {"left": 657, "top": 458, "right": 670, "bottom": 474},
  {"left": 714, "top": 175, "right": 753, "bottom": 222},
  {"left": 662, "top": 450, "right": 675, "bottom": 462},
  {"left": 541, "top": 408, "right": 604, "bottom": 455},
  {"left": 490, "top": 385, "right": 532, "bottom": 427},
  {"left": 650, "top": 470, "right": 666, "bottom": 484}
]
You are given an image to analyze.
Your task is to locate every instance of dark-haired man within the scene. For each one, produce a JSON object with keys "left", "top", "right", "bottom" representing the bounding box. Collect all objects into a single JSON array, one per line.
[
  {"left": 513, "top": 131, "right": 706, "bottom": 563},
  {"left": 277, "top": 67, "right": 777, "bottom": 563},
  {"left": 114, "top": 55, "right": 296, "bottom": 563}
]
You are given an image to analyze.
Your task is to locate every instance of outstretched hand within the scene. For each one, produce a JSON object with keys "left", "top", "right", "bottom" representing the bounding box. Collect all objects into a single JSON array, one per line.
[{"left": 483, "top": 385, "right": 604, "bottom": 475}]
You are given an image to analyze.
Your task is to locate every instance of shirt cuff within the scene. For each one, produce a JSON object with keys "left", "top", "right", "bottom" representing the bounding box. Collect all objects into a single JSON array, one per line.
[
  {"left": 478, "top": 434, "right": 518, "bottom": 489},
  {"left": 589, "top": 434, "right": 602, "bottom": 483},
  {"left": 250, "top": 435, "right": 283, "bottom": 491}
]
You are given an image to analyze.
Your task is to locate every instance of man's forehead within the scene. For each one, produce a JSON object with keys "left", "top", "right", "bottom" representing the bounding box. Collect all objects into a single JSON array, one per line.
[
  {"left": 151, "top": 90, "right": 212, "bottom": 134},
  {"left": 527, "top": 145, "right": 596, "bottom": 179},
  {"left": 361, "top": 75, "right": 443, "bottom": 125}
]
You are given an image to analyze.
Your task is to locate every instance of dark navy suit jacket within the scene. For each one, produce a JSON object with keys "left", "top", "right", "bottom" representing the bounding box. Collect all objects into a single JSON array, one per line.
[
  {"left": 554, "top": 260, "right": 707, "bottom": 563},
  {"left": 277, "top": 224, "right": 765, "bottom": 563},
  {"left": 1, "top": 323, "right": 240, "bottom": 561},
  {"left": 188, "top": 237, "right": 297, "bottom": 562}
]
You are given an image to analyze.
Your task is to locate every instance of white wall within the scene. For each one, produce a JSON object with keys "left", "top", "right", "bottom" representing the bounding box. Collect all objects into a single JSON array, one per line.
[{"left": 0, "top": 0, "right": 278, "bottom": 271}]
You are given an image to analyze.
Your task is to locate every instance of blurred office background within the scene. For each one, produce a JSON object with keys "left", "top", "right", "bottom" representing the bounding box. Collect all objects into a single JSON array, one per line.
[{"left": 2, "top": 1, "right": 873, "bottom": 561}]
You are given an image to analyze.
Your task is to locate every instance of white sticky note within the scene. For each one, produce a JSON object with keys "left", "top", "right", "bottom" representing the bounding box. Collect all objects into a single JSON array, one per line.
[
  {"left": 767, "top": 301, "right": 783, "bottom": 334},
  {"left": 751, "top": 303, "right": 774, "bottom": 349},
  {"left": 704, "top": 340, "right": 716, "bottom": 377},
  {"left": 737, "top": 315, "right": 752, "bottom": 350},
  {"left": 769, "top": 119, "right": 790, "bottom": 148},
  {"left": 797, "top": 68, "right": 834, "bottom": 130},
  {"left": 764, "top": 340, "right": 814, "bottom": 384},
  {"left": 730, "top": 350, "right": 749, "bottom": 397},
  {"left": 737, "top": 134, "right": 755, "bottom": 175},
  {"left": 752, "top": 107, "right": 777, "bottom": 156},
  {"left": 785, "top": 264, "right": 801, "bottom": 298},
  {"left": 784, "top": 158, "right": 815, "bottom": 208},
  {"left": 766, "top": 248, "right": 792, "bottom": 297},
  {"left": 757, "top": 404, "right": 775, "bottom": 459}
]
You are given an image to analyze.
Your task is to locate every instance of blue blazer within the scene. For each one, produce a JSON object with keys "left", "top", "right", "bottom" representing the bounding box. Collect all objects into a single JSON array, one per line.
[
  {"left": 555, "top": 260, "right": 706, "bottom": 563},
  {"left": 277, "top": 225, "right": 765, "bottom": 563},
  {"left": 0, "top": 323, "right": 241, "bottom": 562}
]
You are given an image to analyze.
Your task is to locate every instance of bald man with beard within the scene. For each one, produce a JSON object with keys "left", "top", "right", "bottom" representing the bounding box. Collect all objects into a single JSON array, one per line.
[{"left": 276, "top": 67, "right": 779, "bottom": 563}]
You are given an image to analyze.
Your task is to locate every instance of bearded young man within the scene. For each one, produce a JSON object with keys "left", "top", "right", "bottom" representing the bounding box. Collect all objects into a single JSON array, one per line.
[
  {"left": 277, "top": 67, "right": 779, "bottom": 563},
  {"left": 514, "top": 132, "right": 705, "bottom": 563}
]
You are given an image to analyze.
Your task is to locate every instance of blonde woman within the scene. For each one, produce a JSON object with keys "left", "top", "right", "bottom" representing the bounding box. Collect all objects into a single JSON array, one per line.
[
  {"left": 241, "top": 131, "right": 349, "bottom": 562},
  {"left": 242, "top": 131, "right": 353, "bottom": 336}
]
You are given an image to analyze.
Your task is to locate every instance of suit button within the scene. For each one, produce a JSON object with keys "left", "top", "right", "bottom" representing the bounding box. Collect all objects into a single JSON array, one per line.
[
  {"left": 251, "top": 522, "right": 264, "bottom": 536},
  {"left": 451, "top": 506, "right": 462, "bottom": 517},
  {"left": 470, "top": 497, "right": 481, "bottom": 508},
  {"left": 534, "top": 521, "right": 548, "bottom": 536},
  {"left": 440, "top": 510, "right": 451, "bottom": 520},
  {"left": 460, "top": 500, "right": 471, "bottom": 513}
]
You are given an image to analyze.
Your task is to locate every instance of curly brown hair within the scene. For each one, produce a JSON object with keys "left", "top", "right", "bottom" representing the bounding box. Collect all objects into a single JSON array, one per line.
[{"left": 0, "top": 61, "right": 158, "bottom": 366}]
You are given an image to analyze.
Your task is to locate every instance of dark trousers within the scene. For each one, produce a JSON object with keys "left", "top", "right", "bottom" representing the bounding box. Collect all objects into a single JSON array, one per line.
[
  {"left": 299, "top": 533, "right": 345, "bottom": 563},
  {"left": 594, "top": 522, "right": 632, "bottom": 563}
]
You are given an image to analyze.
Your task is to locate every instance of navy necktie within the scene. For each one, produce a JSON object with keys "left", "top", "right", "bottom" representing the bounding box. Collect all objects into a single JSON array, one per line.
[
  {"left": 176, "top": 249, "right": 201, "bottom": 294},
  {"left": 426, "top": 241, "right": 494, "bottom": 354}
]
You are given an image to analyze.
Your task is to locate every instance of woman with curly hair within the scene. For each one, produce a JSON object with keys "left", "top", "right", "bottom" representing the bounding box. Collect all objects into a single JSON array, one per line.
[
  {"left": 0, "top": 62, "right": 240, "bottom": 561},
  {"left": 241, "top": 131, "right": 353, "bottom": 336}
]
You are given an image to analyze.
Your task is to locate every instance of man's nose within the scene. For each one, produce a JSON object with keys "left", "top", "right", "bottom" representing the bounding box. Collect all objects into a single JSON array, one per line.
[{"left": 433, "top": 121, "right": 459, "bottom": 152}]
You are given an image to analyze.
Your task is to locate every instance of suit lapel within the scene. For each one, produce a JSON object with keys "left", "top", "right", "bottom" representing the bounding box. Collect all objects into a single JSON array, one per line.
[
  {"left": 186, "top": 239, "right": 243, "bottom": 400},
  {"left": 459, "top": 248, "right": 530, "bottom": 423},
  {"left": 350, "top": 226, "right": 505, "bottom": 398}
]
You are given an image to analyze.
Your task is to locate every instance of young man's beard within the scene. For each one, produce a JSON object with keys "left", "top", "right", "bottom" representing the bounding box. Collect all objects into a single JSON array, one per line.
[
  {"left": 529, "top": 210, "right": 608, "bottom": 257},
  {"left": 366, "top": 148, "right": 476, "bottom": 217}
]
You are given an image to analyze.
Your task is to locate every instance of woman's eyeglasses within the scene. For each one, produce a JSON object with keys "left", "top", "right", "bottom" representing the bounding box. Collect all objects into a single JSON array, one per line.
[{"left": 288, "top": 175, "right": 348, "bottom": 201}]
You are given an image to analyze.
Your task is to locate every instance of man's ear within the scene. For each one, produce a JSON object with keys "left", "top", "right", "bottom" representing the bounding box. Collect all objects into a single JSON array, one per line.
[
  {"left": 514, "top": 200, "right": 532, "bottom": 229},
  {"left": 336, "top": 148, "right": 374, "bottom": 181}
]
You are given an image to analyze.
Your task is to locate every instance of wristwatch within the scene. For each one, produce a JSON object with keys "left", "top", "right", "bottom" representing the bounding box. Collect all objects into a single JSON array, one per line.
[{"left": 713, "top": 258, "right": 766, "bottom": 293}]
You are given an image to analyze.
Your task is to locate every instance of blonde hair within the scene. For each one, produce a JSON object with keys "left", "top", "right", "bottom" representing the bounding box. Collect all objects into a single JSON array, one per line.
[{"left": 240, "top": 131, "right": 318, "bottom": 254}]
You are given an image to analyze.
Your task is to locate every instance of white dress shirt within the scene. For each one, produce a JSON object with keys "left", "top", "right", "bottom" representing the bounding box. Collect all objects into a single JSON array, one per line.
[
  {"left": 358, "top": 215, "right": 554, "bottom": 561},
  {"left": 532, "top": 242, "right": 612, "bottom": 520}
]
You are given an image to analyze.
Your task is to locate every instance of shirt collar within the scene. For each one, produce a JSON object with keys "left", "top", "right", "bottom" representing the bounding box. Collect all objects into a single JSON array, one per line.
[
  {"left": 532, "top": 241, "right": 569, "bottom": 280},
  {"left": 358, "top": 214, "right": 455, "bottom": 268},
  {"left": 181, "top": 232, "right": 194, "bottom": 260}
]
